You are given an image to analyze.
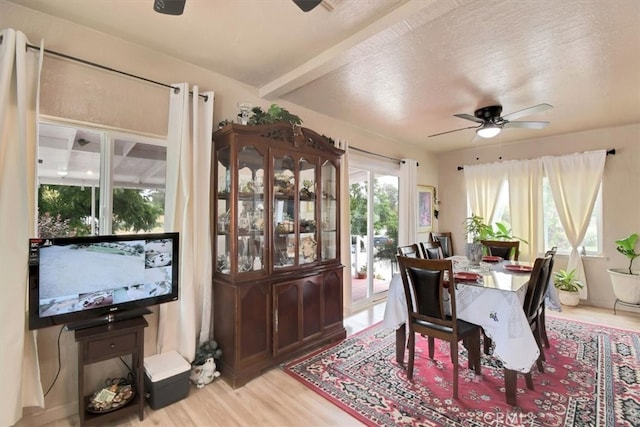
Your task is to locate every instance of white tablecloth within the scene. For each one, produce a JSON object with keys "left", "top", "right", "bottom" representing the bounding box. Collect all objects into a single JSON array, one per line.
[{"left": 383, "top": 266, "right": 540, "bottom": 373}]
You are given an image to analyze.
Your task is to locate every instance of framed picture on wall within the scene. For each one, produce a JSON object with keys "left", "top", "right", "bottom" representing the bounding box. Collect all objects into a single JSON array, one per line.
[{"left": 417, "top": 185, "right": 434, "bottom": 232}]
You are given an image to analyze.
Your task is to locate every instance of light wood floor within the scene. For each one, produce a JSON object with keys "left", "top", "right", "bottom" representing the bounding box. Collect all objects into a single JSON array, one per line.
[{"left": 35, "top": 303, "right": 638, "bottom": 427}]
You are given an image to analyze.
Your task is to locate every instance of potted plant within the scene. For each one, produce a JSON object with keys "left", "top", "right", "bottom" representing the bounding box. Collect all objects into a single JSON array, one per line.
[
  {"left": 464, "top": 215, "right": 528, "bottom": 263},
  {"left": 553, "top": 269, "right": 584, "bottom": 306},
  {"left": 481, "top": 221, "right": 528, "bottom": 244},
  {"left": 355, "top": 264, "right": 367, "bottom": 279},
  {"left": 464, "top": 214, "right": 489, "bottom": 264},
  {"left": 218, "top": 103, "right": 304, "bottom": 129},
  {"left": 607, "top": 233, "right": 640, "bottom": 305}
]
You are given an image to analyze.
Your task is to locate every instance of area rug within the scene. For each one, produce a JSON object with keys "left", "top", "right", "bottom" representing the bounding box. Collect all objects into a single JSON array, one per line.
[{"left": 284, "top": 317, "right": 640, "bottom": 426}]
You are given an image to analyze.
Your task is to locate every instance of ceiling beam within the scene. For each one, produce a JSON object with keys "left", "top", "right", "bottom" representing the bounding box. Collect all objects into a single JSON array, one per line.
[{"left": 259, "top": 0, "right": 465, "bottom": 100}]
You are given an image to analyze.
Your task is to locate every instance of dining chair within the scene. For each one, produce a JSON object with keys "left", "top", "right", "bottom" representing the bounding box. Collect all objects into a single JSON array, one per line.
[
  {"left": 539, "top": 247, "right": 557, "bottom": 348},
  {"left": 480, "top": 240, "right": 520, "bottom": 260},
  {"left": 431, "top": 232, "right": 453, "bottom": 257},
  {"left": 397, "top": 256, "right": 482, "bottom": 399},
  {"left": 419, "top": 241, "right": 444, "bottom": 259},
  {"left": 397, "top": 244, "right": 422, "bottom": 258},
  {"left": 522, "top": 255, "right": 553, "bottom": 373}
]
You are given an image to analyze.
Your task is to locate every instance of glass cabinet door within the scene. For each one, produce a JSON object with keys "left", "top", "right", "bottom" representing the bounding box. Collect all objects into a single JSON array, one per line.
[
  {"left": 216, "top": 147, "right": 231, "bottom": 274},
  {"left": 237, "top": 146, "right": 265, "bottom": 273},
  {"left": 273, "top": 155, "right": 296, "bottom": 269},
  {"left": 298, "top": 158, "right": 317, "bottom": 265},
  {"left": 321, "top": 160, "right": 338, "bottom": 261}
]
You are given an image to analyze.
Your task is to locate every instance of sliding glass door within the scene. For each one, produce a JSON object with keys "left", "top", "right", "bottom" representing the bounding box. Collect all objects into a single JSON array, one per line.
[{"left": 349, "top": 159, "right": 399, "bottom": 308}]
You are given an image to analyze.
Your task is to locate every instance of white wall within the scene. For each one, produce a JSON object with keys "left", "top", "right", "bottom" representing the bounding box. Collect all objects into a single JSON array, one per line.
[
  {"left": 435, "top": 123, "right": 640, "bottom": 311},
  {"left": 2, "top": 2, "right": 436, "bottom": 424}
]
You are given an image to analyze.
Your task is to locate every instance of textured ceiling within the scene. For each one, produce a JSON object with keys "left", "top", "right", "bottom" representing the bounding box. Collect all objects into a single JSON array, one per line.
[{"left": 6, "top": 0, "right": 640, "bottom": 152}]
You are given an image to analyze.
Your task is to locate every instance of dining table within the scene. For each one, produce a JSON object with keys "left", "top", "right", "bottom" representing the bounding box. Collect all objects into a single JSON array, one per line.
[{"left": 383, "top": 255, "right": 540, "bottom": 405}]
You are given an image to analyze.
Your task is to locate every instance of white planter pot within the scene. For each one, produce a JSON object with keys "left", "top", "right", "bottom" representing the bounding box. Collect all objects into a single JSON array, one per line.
[
  {"left": 465, "top": 242, "right": 483, "bottom": 265},
  {"left": 558, "top": 290, "right": 580, "bottom": 306},
  {"left": 608, "top": 268, "right": 640, "bottom": 305}
]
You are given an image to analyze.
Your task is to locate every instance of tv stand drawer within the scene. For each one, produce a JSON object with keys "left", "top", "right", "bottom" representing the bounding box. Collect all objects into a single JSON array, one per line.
[{"left": 85, "top": 333, "right": 137, "bottom": 361}]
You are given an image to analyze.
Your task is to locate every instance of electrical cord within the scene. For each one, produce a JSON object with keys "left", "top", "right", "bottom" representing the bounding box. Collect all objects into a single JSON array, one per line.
[
  {"left": 119, "top": 356, "right": 136, "bottom": 384},
  {"left": 43, "top": 326, "right": 64, "bottom": 397}
]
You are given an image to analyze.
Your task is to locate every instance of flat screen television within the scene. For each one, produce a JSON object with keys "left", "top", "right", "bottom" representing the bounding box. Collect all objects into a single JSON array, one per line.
[{"left": 28, "top": 232, "right": 179, "bottom": 330}]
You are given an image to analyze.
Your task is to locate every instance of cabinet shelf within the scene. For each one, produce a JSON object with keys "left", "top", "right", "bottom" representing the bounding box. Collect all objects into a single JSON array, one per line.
[
  {"left": 237, "top": 231, "right": 264, "bottom": 236},
  {"left": 239, "top": 192, "right": 264, "bottom": 199},
  {"left": 274, "top": 194, "right": 295, "bottom": 200}
]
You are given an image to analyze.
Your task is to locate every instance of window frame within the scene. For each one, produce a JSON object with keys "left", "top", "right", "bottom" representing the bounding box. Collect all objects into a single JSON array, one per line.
[{"left": 37, "top": 116, "right": 168, "bottom": 236}]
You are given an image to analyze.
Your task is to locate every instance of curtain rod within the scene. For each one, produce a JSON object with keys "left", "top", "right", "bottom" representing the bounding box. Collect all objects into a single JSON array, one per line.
[
  {"left": 349, "top": 146, "right": 407, "bottom": 164},
  {"left": 456, "top": 148, "right": 616, "bottom": 171},
  {"left": 26, "top": 44, "right": 208, "bottom": 101}
]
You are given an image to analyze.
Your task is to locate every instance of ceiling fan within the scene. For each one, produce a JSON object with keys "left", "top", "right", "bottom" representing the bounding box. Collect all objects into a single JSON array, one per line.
[
  {"left": 292, "top": 0, "right": 323, "bottom": 12},
  {"left": 153, "top": 0, "right": 323, "bottom": 15},
  {"left": 428, "top": 103, "right": 553, "bottom": 138},
  {"left": 153, "top": 0, "right": 186, "bottom": 15}
]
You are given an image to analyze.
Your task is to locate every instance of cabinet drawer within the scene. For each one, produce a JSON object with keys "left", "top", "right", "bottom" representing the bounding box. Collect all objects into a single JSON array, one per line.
[{"left": 85, "top": 333, "right": 137, "bottom": 361}]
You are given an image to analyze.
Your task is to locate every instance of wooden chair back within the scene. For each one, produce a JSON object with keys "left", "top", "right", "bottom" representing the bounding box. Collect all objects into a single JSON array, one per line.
[
  {"left": 480, "top": 240, "right": 520, "bottom": 260},
  {"left": 419, "top": 241, "right": 444, "bottom": 259},
  {"left": 397, "top": 244, "right": 421, "bottom": 258},
  {"left": 431, "top": 232, "right": 453, "bottom": 258},
  {"left": 398, "top": 257, "right": 454, "bottom": 327},
  {"left": 523, "top": 255, "right": 553, "bottom": 322}
]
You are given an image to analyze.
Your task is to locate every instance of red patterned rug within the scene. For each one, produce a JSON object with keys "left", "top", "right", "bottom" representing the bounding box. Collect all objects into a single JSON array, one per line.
[{"left": 284, "top": 316, "right": 640, "bottom": 426}]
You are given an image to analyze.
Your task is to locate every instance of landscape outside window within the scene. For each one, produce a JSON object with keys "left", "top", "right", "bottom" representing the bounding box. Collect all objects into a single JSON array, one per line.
[
  {"left": 37, "top": 122, "right": 166, "bottom": 238},
  {"left": 349, "top": 167, "right": 399, "bottom": 305}
]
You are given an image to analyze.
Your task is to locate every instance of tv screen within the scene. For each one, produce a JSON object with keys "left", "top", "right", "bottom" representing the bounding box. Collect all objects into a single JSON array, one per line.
[{"left": 28, "top": 232, "right": 179, "bottom": 330}]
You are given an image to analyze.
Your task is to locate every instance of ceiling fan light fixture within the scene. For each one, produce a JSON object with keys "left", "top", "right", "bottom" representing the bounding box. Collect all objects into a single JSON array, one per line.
[{"left": 476, "top": 124, "right": 501, "bottom": 138}]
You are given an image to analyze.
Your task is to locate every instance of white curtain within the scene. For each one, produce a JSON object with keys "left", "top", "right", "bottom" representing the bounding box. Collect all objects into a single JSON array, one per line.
[
  {"left": 398, "top": 159, "right": 418, "bottom": 245},
  {"left": 463, "top": 162, "right": 508, "bottom": 227},
  {"left": 340, "top": 141, "right": 352, "bottom": 311},
  {"left": 505, "top": 158, "right": 543, "bottom": 261},
  {"left": 0, "top": 28, "right": 45, "bottom": 427},
  {"left": 542, "top": 150, "right": 607, "bottom": 299},
  {"left": 157, "top": 83, "right": 214, "bottom": 361}
]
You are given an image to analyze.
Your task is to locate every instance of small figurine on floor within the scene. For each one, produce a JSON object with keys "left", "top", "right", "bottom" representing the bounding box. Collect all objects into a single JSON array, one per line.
[
  {"left": 189, "top": 357, "right": 220, "bottom": 388},
  {"left": 190, "top": 340, "right": 222, "bottom": 388}
]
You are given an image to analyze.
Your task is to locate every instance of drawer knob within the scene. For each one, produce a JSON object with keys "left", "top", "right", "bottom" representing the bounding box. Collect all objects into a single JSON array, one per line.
[{"left": 110, "top": 343, "right": 115, "bottom": 349}]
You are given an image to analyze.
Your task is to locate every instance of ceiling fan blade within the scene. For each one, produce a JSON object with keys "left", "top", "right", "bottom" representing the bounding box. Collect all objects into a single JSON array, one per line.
[
  {"left": 453, "top": 113, "right": 484, "bottom": 123},
  {"left": 428, "top": 125, "right": 479, "bottom": 137},
  {"left": 503, "top": 121, "right": 550, "bottom": 129},
  {"left": 502, "top": 103, "right": 553, "bottom": 121},
  {"left": 153, "top": 0, "right": 186, "bottom": 15},
  {"left": 292, "top": 0, "right": 323, "bottom": 12}
]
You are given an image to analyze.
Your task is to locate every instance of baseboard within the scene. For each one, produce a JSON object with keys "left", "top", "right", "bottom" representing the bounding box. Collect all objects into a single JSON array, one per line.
[{"left": 16, "top": 401, "right": 77, "bottom": 426}]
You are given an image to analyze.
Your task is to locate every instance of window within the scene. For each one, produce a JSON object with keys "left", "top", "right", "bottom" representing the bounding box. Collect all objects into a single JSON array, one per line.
[
  {"left": 37, "top": 121, "right": 167, "bottom": 237},
  {"left": 478, "top": 177, "right": 603, "bottom": 255}
]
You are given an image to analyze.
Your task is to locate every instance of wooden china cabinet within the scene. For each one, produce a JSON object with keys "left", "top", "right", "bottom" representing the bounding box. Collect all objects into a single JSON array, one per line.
[{"left": 211, "top": 122, "right": 346, "bottom": 388}]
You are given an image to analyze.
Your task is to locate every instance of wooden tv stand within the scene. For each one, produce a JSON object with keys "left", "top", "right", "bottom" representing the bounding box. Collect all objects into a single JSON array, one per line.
[{"left": 74, "top": 316, "right": 148, "bottom": 426}]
